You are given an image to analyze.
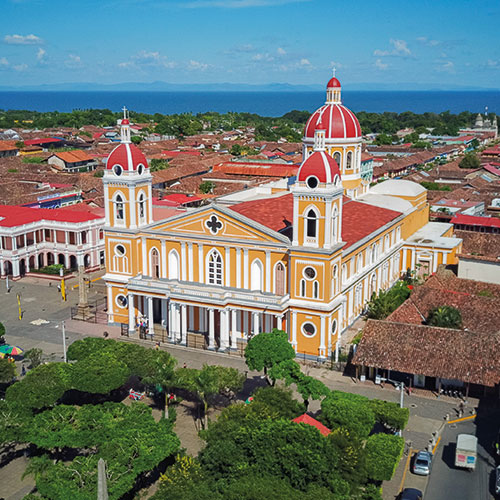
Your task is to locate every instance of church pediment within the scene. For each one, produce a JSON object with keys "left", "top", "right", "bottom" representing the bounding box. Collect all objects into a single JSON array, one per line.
[{"left": 150, "top": 205, "right": 289, "bottom": 244}]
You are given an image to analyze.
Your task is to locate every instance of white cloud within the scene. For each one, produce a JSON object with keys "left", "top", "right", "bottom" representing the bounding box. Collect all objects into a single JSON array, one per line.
[
  {"left": 4, "top": 34, "right": 43, "bottom": 45},
  {"left": 277, "top": 47, "right": 286, "bottom": 55},
  {"left": 65, "top": 54, "right": 83, "bottom": 68},
  {"left": 330, "top": 60, "right": 343, "bottom": 69},
  {"left": 119, "top": 50, "right": 176, "bottom": 69},
  {"left": 299, "top": 58, "right": 311, "bottom": 66},
  {"left": 417, "top": 36, "right": 440, "bottom": 47},
  {"left": 375, "top": 58, "right": 388, "bottom": 70},
  {"left": 13, "top": 63, "right": 28, "bottom": 71},
  {"left": 187, "top": 60, "right": 209, "bottom": 71},
  {"left": 436, "top": 60, "right": 455, "bottom": 73},
  {"left": 0, "top": 57, "right": 8, "bottom": 67},
  {"left": 36, "top": 48, "right": 46, "bottom": 61},
  {"left": 374, "top": 38, "right": 411, "bottom": 57},
  {"left": 487, "top": 59, "right": 499, "bottom": 68},
  {"left": 251, "top": 52, "right": 274, "bottom": 62}
]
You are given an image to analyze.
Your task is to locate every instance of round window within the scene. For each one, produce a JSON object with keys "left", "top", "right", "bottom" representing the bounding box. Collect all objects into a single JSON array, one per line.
[
  {"left": 115, "top": 244, "right": 126, "bottom": 256},
  {"left": 113, "top": 164, "right": 123, "bottom": 176},
  {"left": 302, "top": 322, "right": 316, "bottom": 337},
  {"left": 116, "top": 294, "right": 128, "bottom": 308},
  {"left": 303, "top": 266, "right": 316, "bottom": 280},
  {"left": 331, "top": 319, "right": 337, "bottom": 335},
  {"left": 306, "top": 176, "right": 319, "bottom": 189},
  {"left": 137, "top": 164, "right": 144, "bottom": 175}
]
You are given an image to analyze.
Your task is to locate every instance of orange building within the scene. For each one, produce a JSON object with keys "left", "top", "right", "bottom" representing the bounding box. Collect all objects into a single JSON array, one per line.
[{"left": 103, "top": 80, "right": 462, "bottom": 360}]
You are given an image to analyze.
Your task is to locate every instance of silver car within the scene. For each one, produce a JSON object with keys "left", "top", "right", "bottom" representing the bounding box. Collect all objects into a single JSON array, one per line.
[
  {"left": 412, "top": 450, "right": 432, "bottom": 476},
  {"left": 495, "top": 465, "right": 500, "bottom": 496}
]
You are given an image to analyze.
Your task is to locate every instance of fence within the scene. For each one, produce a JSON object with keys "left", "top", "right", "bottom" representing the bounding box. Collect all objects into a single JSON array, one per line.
[{"left": 70, "top": 297, "right": 108, "bottom": 324}]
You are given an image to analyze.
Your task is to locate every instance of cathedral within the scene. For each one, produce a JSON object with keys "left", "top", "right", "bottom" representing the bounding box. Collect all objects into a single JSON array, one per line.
[{"left": 102, "top": 76, "right": 462, "bottom": 359}]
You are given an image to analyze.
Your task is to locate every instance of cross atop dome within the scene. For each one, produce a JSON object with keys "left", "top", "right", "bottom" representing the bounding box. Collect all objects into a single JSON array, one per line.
[
  {"left": 120, "top": 105, "right": 131, "bottom": 143},
  {"left": 326, "top": 72, "right": 341, "bottom": 104}
]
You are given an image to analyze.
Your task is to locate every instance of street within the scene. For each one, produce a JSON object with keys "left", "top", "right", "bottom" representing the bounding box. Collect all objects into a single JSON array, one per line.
[{"left": 424, "top": 416, "right": 499, "bottom": 500}]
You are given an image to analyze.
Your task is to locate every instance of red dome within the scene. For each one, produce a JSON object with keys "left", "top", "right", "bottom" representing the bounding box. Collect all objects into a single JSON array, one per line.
[
  {"left": 106, "top": 142, "right": 147, "bottom": 171},
  {"left": 298, "top": 151, "right": 341, "bottom": 184},
  {"left": 121, "top": 118, "right": 130, "bottom": 125},
  {"left": 304, "top": 104, "right": 361, "bottom": 140},
  {"left": 327, "top": 77, "right": 341, "bottom": 88}
]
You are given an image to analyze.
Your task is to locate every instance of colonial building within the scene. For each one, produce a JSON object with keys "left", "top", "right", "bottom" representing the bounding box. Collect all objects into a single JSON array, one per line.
[{"left": 103, "top": 80, "right": 462, "bottom": 360}]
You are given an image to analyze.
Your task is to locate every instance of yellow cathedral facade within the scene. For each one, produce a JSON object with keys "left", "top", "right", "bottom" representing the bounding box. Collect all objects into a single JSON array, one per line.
[{"left": 103, "top": 76, "right": 462, "bottom": 360}]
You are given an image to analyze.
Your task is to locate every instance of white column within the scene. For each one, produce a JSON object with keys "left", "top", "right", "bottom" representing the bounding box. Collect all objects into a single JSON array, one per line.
[
  {"left": 181, "top": 242, "right": 187, "bottom": 281},
  {"left": 107, "top": 285, "right": 114, "bottom": 323},
  {"left": 402, "top": 248, "right": 407, "bottom": 272},
  {"left": 161, "top": 298, "right": 168, "bottom": 328},
  {"left": 198, "top": 244, "right": 204, "bottom": 283},
  {"left": 64, "top": 232, "right": 68, "bottom": 245},
  {"left": 129, "top": 186, "right": 137, "bottom": 228},
  {"left": 220, "top": 309, "right": 229, "bottom": 350},
  {"left": 26, "top": 258, "right": 30, "bottom": 273},
  {"left": 147, "top": 296, "right": 154, "bottom": 333},
  {"left": 243, "top": 249, "right": 249, "bottom": 289},
  {"left": 104, "top": 185, "right": 110, "bottom": 225},
  {"left": 208, "top": 308, "right": 215, "bottom": 349},
  {"left": 411, "top": 249, "right": 416, "bottom": 270},
  {"left": 128, "top": 293, "right": 135, "bottom": 334},
  {"left": 243, "top": 310, "right": 249, "bottom": 338},
  {"left": 253, "top": 311, "right": 260, "bottom": 336},
  {"left": 168, "top": 302, "right": 175, "bottom": 341},
  {"left": 199, "top": 307, "right": 205, "bottom": 332},
  {"left": 277, "top": 314, "right": 283, "bottom": 330},
  {"left": 188, "top": 243, "right": 194, "bottom": 281},
  {"left": 225, "top": 247, "right": 231, "bottom": 287},
  {"left": 161, "top": 240, "right": 167, "bottom": 278},
  {"left": 236, "top": 249, "right": 241, "bottom": 288},
  {"left": 433, "top": 251, "right": 439, "bottom": 272},
  {"left": 181, "top": 304, "right": 187, "bottom": 345},
  {"left": 231, "top": 309, "right": 238, "bottom": 349},
  {"left": 291, "top": 310, "right": 297, "bottom": 351},
  {"left": 319, "top": 315, "right": 326, "bottom": 358},
  {"left": 265, "top": 250, "right": 271, "bottom": 292},
  {"left": 142, "top": 238, "right": 147, "bottom": 274},
  {"left": 292, "top": 196, "right": 299, "bottom": 245}
]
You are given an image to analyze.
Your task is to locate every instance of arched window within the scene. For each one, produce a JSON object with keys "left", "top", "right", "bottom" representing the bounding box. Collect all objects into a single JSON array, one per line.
[
  {"left": 207, "top": 249, "right": 223, "bottom": 285},
  {"left": 151, "top": 248, "right": 160, "bottom": 279},
  {"left": 332, "top": 206, "right": 338, "bottom": 243},
  {"left": 250, "top": 259, "right": 263, "bottom": 291},
  {"left": 168, "top": 250, "right": 179, "bottom": 280},
  {"left": 331, "top": 264, "right": 338, "bottom": 296},
  {"left": 396, "top": 226, "right": 401, "bottom": 241},
  {"left": 346, "top": 151, "right": 352, "bottom": 169},
  {"left": 385, "top": 234, "right": 390, "bottom": 252},
  {"left": 138, "top": 192, "right": 146, "bottom": 223},
  {"left": 355, "top": 283, "right": 363, "bottom": 308},
  {"left": 300, "top": 278, "right": 306, "bottom": 297},
  {"left": 356, "top": 254, "right": 363, "bottom": 273},
  {"left": 274, "top": 262, "right": 285, "bottom": 295},
  {"left": 342, "top": 264, "right": 347, "bottom": 283},
  {"left": 334, "top": 151, "right": 341, "bottom": 167},
  {"left": 369, "top": 273, "right": 377, "bottom": 298},
  {"left": 114, "top": 194, "right": 124, "bottom": 223},
  {"left": 313, "top": 280, "right": 319, "bottom": 299},
  {"left": 306, "top": 209, "right": 317, "bottom": 239}
]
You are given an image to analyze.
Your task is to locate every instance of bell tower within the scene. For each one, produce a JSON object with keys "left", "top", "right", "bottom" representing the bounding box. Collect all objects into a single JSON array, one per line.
[
  {"left": 292, "top": 128, "right": 343, "bottom": 249},
  {"left": 103, "top": 107, "right": 152, "bottom": 230}
]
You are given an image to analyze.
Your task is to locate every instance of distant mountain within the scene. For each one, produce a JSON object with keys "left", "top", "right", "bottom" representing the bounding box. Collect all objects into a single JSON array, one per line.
[{"left": 0, "top": 81, "right": 497, "bottom": 92}]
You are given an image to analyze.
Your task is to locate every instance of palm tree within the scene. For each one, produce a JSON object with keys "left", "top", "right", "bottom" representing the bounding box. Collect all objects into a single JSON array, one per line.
[{"left": 426, "top": 306, "right": 462, "bottom": 329}]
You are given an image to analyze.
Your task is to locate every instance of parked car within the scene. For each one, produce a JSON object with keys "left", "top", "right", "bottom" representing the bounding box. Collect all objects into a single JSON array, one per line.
[
  {"left": 400, "top": 488, "right": 423, "bottom": 500},
  {"left": 412, "top": 450, "right": 432, "bottom": 476}
]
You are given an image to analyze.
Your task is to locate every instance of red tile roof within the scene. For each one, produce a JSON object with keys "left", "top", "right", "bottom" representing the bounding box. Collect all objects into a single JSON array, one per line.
[
  {"left": 153, "top": 194, "right": 202, "bottom": 207},
  {"left": 292, "top": 413, "right": 331, "bottom": 436},
  {"left": 230, "top": 193, "right": 402, "bottom": 246},
  {"left": 24, "top": 138, "right": 63, "bottom": 146},
  {"left": 213, "top": 161, "right": 298, "bottom": 178},
  {"left": 0, "top": 141, "right": 18, "bottom": 152},
  {"left": 451, "top": 213, "right": 500, "bottom": 228},
  {"left": 0, "top": 204, "right": 103, "bottom": 227},
  {"left": 50, "top": 150, "right": 94, "bottom": 163}
]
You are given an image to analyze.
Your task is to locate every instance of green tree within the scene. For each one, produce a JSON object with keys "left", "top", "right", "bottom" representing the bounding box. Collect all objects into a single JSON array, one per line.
[
  {"left": 459, "top": 152, "right": 480, "bottom": 169},
  {"left": 374, "top": 133, "right": 393, "bottom": 145},
  {"left": 368, "top": 399, "right": 409, "bottom": 431},
  {"left": 251, "top": 385, "right": 305, "bottom": 419},
  {"left": 150, "top": 158, "right": 169, "bottom": 171},
  {"left": 295, "top": 374, "right": 330, "bottom": 411},
  {"left": 131, "top": 135, "right": 142, "bottom": 144},
  {"left": 93, "top": 169, "right": 104, "bottom": 178},
  {"left": 0, "top": 357, "right": 16, "bottom": 383},
  {"left": 6, "top": 362, "right": 70, "bottom": 412},
  {"left": 24, "top": 348, "right": 43, "bottom": 369},
  {"left": 366, "top": 281, "right": 411, "bottom": 320},
  {"left": 199, "top": 180, "right": 215, "bottom": 194},
  {"left": 69, "top": 352, "right": 130, "bottom": 394},
  {"left": 244, "top": 329, "right": 296, "bottom": 384},
  {"left": 321, "top": 394, "right": 375, "bottom": 439},
  {"left": 15, "top": 140, "right": 25, "bottom": 149},
  {"left": 0, "top": 321, "right": 5, "bottom": 338},
  {"left": 365, "top": 433, "right": 404, "bottom": 481},
  {"left": 175, "top": 365, "right": 244, "bottom": 428},
  {"left": 426, "top": 305, "right": 462, "bottom": 329},
  {"left": 230, "top": 144, "right": 242, "bottom": 156}
]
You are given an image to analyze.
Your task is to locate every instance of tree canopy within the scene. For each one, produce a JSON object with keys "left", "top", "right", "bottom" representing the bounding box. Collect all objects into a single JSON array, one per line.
[{"left": 426, "top": 305, "right": 462, "bottom": 329}]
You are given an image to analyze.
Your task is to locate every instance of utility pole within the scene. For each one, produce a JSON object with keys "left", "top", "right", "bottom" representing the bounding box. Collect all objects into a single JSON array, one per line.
[
  {"left": 61, "top": 320, "right": 67, "bottom": 363},
  {"left": 97, "top": 458, "right": 109, "bottom": 500},
  {"left": 400, "top": 382, "right": 404, "bottom": 409}
]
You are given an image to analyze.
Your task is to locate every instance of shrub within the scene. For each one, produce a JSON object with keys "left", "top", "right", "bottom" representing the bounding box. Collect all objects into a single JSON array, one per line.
[
  {"left": 252, "top": 386, "right": 305, "bottom": 419},
  {"left": 199, "top": 180, "right": 215, "bottom": 194},
  {"left": 8, "top": 168, "right": 18, "bottom": 173},
  {"left": 420, "top": 181, "right": 451, "bottom": 191},
  {"left": 24, "top": 348, "right": 44, "bottom": 369},
  {"left": 365, "top": 433, "right": 404, "bottom": 481},
  {"left": 93, "top": 169, "right": 104, "bottom": 177},
  {"left": 22, "top": 156, "right": 44, "bottom": 164},
  {"left": 36, "top": 264, "right": 66, "bottom": 275},
  {"left": 459, "top": 153, "right": 480, "bottom": 169},
  {"left": 0, "top": 321, "right": 5, "bottom": 337},
  {"left": 426, "top": 305, "right": 462, "bottom": 329},
  {"left": 368, "top": 399, "right": 409, "bottom": 431}
]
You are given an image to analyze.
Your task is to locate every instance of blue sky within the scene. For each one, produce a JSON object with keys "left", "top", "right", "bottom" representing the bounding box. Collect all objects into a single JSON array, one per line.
[{"left": 1, "top": 0, "right": 499, "bottom": 88}]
